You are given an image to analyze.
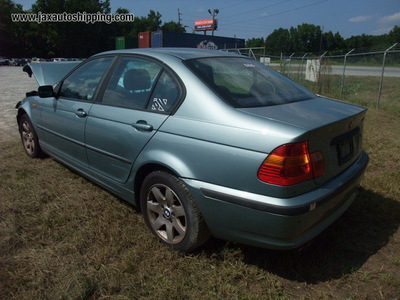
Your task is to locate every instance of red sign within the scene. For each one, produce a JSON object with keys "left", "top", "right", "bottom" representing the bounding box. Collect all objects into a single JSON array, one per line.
[{"left": 194, "top": 19, "right": 217, "bottom": 31}]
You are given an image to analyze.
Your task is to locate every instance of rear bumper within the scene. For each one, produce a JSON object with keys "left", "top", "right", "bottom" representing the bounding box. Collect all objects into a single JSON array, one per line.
[{"left": 183, "top": 151, "right": 369, "bottom": 249}]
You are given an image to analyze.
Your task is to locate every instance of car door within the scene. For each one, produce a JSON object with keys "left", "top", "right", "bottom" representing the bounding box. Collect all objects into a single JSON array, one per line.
[
  {"left": 85, "top": 56, "right": 183, "bottom": 183},
  {"left": 40, "top": 56, "right": 114, "bottom": 168}
]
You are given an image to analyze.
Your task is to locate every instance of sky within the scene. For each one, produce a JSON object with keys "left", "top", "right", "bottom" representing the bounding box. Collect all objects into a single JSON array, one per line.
[{"left": 16, "top": 0, "right": 400, "bottom": 40}]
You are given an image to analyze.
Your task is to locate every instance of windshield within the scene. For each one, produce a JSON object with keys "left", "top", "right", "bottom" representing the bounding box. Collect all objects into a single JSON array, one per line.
[{"left": 185, "top": 57, "right": 316, "bottom": 108}]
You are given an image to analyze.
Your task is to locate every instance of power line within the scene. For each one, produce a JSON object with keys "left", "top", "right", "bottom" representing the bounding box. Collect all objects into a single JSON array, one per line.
[
  {"left": 218, "top": 0, "right": 259, "bottom": 10},
  {"left": 218, "top": 0, "right": 292, "bottom": 20},
  {"left": 180, "top": 0, "right": 292, "bottom": 22},
  {"left": 220, "top": 0, "right": 329, "bottom": 26}
]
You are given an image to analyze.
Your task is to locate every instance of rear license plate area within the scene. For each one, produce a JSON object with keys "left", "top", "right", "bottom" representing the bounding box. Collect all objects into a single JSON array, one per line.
[
  {"left": 331, "top": 127, "right": 359, "bottom": 166},
  {"left": 337, "top": 138, "right": 354, "bottom": 165}
]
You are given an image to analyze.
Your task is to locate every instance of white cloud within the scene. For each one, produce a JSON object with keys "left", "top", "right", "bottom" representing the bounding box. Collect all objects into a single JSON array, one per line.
[
  {"left": 260, "top": 12, "right": 268, "bottom": 17},
  {"left": 379, "top": 12, "right": 400, "bottom": 24},
  {"left": 349, "top": 15, "right": 372, "bottom": 23}
]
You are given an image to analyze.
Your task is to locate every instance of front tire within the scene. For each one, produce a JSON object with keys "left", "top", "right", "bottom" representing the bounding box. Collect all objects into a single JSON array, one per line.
[
  {"left": 18, "top": 114, "right": 44, "bottom": 158},
  {"left": 140, "top": 171, "right": 210, "bottom": 252}
]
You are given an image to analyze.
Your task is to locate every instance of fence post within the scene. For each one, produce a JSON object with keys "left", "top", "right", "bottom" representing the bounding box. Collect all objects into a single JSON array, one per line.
[
  {"left": 263, "top": 46, "right": 266, "bottom": 64},
  {"left": 288, "top": 53, "right": 295, "bottom": 78},
  {"left": 377, "top": 43, "right": 397, "bottom": 107},
  {"left": 318, "top": 51, "right": 327, "bottom": 94},
  {"left": 300, "top": 53, "right": 308, "bottom": 83},
  {"left": 340, "top": 48, "right": 355, "bottom": 98},
  {"left": 249, "top": 48, "right": 256, "bottom": 60}
]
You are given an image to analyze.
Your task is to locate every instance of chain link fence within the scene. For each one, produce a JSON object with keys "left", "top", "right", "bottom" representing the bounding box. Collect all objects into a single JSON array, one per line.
[{"left": 223, "top": 45, "right": 400, "bottom": 108}]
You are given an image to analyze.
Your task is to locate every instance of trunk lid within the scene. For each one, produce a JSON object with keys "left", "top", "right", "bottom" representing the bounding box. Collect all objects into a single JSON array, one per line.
[{"left": 239, "top": 97, "right": 367, "bottom": 185}]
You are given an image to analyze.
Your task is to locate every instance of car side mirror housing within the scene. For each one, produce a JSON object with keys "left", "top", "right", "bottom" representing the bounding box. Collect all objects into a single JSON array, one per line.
[{"left": 38, "top": 85, "right": 55, "bottom": 98}]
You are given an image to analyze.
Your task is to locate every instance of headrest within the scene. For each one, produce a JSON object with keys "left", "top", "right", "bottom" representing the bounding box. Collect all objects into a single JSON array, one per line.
[{"left": 123, "top": 69, "right": 151, "bottom": 91}]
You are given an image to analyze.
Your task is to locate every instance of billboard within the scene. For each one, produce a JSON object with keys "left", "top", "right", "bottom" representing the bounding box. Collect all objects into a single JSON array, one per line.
[{"left": 194, "top": 19, "right": 217, "bottom": 31}]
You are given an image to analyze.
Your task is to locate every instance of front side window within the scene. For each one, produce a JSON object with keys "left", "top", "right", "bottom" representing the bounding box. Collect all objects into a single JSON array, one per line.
[
  {"left": 185, "top": 57, "right": 316, "bottom": 108},
  {"left": 59, "top": 57, "right": 113, "bottom": 101}
]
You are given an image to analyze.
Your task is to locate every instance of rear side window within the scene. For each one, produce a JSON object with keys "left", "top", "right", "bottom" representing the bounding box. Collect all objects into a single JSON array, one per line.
[
  {"left": 101, "top": 57, "right": 181, "bottom": 113},
  {"left": 59, "top": 57, "right": 113, "bottom": 101},
  {"left": 102, "top": 57, "right": 162, "bottom": 109},
  {"left": 146, "top": 71, "right": 180, "bottom": 113},
  {"left": 185, "top": 57, "right": 316, "bottom": 108}
]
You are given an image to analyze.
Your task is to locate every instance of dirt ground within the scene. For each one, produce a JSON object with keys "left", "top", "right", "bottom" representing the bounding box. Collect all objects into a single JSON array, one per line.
[{"left": 0, "top": 66, "right": 38, "bottom": 143}]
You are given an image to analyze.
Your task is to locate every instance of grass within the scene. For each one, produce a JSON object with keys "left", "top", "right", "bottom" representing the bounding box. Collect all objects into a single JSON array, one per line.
[
  {"left": 274, "top": 62, "right": 400, "bottom": 110},
  {"left": 301, "top": 75, "right": 400, "bottom": 109},
  {"left": 1, "top": 103, "right": 400, "bottom": 299}
]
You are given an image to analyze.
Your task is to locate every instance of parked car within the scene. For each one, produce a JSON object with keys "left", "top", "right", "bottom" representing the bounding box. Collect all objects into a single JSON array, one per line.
[
  {"left": 8, "top": 58, "right": 28, "bottom": 66},
  {"left": 51, "top": 58, "right": 68, "bottom": 62},
  {"left": 31, "top": 57, "right": 46, "bottom": 63},
  {"left": 16, "top": 48, "right": 369, "bottom": 252},
  {"left": 0, "top": 57, "right": 9, "bottom": 65},
  {"left": 8, "top": 58, "right": 18, "bottom": 66}
]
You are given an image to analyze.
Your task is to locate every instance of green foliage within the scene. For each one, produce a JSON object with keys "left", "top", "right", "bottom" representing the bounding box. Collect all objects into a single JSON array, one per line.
[
  {"left": 0, "top": 0, "right": 26, "bottom": 56},
  {"left": 131, "top": 10, "right": 162, "bottom": 36},
  {"left": 260, "top": 23, "right": 398, "bottom": 56},
  {"left": 2, "top": 0, "right": 399, "bottom": 59},
  {"left": 264, "top": 27, "right": 292, "bottom": 55},
  {"left": 388, "top": 25, "right": 400, "bottom": 45},
  {"left": 0, "top": 0, "right": 182, "bottom": 58},
  {"left": 162, "top": 20, "right": 186, "bottom": 33},
  {"left": 246, "top": 37, "right": 264, "bottom": 48}
]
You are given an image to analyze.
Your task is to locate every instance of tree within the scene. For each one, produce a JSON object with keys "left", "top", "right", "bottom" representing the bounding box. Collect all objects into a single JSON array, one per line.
[
  {"left": 0, "top": 0, "right": 26, "bottom": 56},
  {"left": 162, "top": 20, "right": 185, "bottom": 33},
  {"left": 28, "top": 0, "right": 114, "bottom": 57},
  {"left": 345, "top": 34, "right": 374, "bottom": 51},
  {"left": 129, "top": 10, "right": 162, "bottom": 36},
  {"left": 388, "top": 25, "right": 400, "bottom": 44},
  {"left": 290, "top": 23, "right": 323, "bottom": 53},
  {"left": 265, "top": 28, "right": 292, "bottom": 56},
  {"left": 264, "top": 24, "right": 346, "bottom": 55},
  {"left": 138, "top": 10, "right": 162, "bottom": 32},
  {"left": 246, "top": 37, "right": 264, "bottom": 48},
  {"left": 114, "top": 7, "right": 134, "bottom": 37}
]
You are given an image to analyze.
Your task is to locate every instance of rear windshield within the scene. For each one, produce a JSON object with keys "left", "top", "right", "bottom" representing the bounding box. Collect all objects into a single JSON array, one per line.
[{"left": 185, "top": 57, "right": 316, "bottom": 108}]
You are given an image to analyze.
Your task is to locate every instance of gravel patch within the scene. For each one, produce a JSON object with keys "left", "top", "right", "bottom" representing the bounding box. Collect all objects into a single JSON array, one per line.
[{"left": 0, "top": 66, "right": 38, "bottom": 143}]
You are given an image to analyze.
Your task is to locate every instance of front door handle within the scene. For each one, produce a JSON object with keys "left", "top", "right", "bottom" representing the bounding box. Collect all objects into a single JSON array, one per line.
[
  {"left": 75, "top": 109, "right": 87, "bottom": 118},
  {"left": 131, "top": 120, "right": 153, "bottom": 131}
]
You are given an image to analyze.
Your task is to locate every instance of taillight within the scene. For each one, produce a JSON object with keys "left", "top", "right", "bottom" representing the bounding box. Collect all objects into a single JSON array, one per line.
[{"left": 257, "top": 141, "right": 325, "bottom": 186}]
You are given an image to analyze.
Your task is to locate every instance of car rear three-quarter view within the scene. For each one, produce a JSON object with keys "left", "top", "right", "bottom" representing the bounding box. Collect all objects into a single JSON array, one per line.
[{"left": 16, "top": 48, "right": 369, "bottom": 252}]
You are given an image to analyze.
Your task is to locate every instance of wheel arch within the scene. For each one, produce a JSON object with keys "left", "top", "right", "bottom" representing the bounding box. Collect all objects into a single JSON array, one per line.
[
  {"left": 132, "top": 148, "right": 198, "bottom": 209},
  {"left": 133, "top": 163, "right": 180, "bottom": 211},
  {"left": 16, "top": 107, "right": 28, "bottom": 126}
]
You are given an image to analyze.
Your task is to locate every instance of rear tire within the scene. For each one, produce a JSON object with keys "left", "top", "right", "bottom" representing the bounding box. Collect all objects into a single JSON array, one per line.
[
  {"left": 18, "top": 114, "right": 44, "bottom": 158},
  {"left": 140, "top": 171, "right": 210, "bottom": 252}
]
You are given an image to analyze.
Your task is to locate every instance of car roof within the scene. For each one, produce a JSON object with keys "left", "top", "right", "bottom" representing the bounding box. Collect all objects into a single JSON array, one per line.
[{"left": 94, "top": 47, "right": 243, "bottom": 61}]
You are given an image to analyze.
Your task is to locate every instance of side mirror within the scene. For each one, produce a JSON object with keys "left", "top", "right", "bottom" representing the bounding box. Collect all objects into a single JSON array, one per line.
[{"left": 38, "top": 85, "right": 55, "bottom": 98}]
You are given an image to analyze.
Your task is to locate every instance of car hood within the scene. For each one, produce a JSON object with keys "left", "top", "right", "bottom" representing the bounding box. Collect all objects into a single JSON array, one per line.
[{"left": 23, "top": 62, "right": 80, "bottom": 86}]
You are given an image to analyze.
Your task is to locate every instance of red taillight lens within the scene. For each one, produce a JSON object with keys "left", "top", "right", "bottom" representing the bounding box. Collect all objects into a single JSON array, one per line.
[{"left": 257, "top": 141, "right": 325, "bottom": 186}]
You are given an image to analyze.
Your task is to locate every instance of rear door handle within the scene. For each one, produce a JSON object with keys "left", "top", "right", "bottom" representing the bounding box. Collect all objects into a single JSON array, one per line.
[
  {"left": 75, "top": 109, "right": 87, "bottom": 118},
  {"left": 131, "top": 121, "right": 153, "bottom": 131}
]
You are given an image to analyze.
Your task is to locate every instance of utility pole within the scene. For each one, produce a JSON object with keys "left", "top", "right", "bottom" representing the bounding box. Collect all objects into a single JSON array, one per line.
[
  {"left": 208, "top": 9, "right": 219, "bottom": 36},
  {"left": 178, "top": 9, "right": 182, "bottom": 25}
]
